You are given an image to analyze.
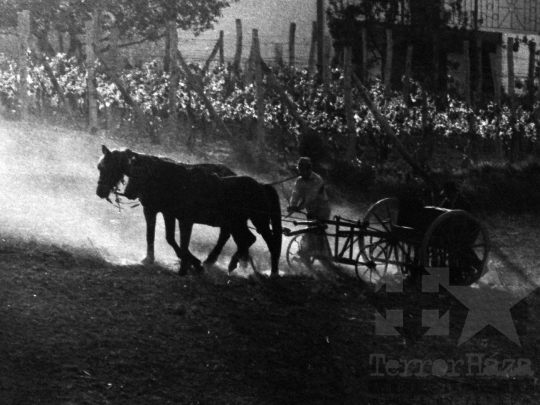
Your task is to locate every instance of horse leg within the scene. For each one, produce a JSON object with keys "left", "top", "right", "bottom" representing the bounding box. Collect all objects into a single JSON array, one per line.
[
  {"left": 163, "top": 213, "right": 183, "bottom": 259},
  {"left": 228, "top": 222, "right": 256, "bottom": 273},
  {"left": 252, "top": 216, "right": 280, "bottom": 276},
  {"left": 203, "top": 225, "right": 231, "bottom": 265},
  {"left": 142, "top": 206, "right": 157, "bottom": 265},
  {"left": 178, "top": 220, "right": 203, "bottom": 276}
]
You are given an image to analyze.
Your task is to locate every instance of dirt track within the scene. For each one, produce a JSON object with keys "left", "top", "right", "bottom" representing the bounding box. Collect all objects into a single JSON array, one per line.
[
  {"left": 1, "top": 120, "right": 540, "bottom": 405},
  {"left": 0, "top": 121, "right": 283, "bottom": 274}
]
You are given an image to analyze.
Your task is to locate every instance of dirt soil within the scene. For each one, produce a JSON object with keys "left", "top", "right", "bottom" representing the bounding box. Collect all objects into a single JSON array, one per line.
[{"left": 0, "top": 121, "right": 539, "bottom": 405}]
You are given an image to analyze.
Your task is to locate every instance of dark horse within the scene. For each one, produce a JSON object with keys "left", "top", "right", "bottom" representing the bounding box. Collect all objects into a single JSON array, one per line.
[
  {"left": 96, "top": 145, "right": 236, "bottom": 267},
  {"left": 123, "top": 152, "right": 282, "bottom": 276}
]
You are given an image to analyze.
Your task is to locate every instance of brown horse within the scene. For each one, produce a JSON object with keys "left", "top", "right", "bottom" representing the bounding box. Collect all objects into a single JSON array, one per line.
[
  {"left": 123, "top": 151, "right": 282, "bottom": 276},
  {"left": 96, "top": 145, "right": 236, "bottom": 267}
]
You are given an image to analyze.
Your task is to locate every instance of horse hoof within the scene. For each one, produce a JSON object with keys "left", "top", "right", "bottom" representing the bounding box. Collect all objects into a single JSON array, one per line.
[
  {"left": 178, "top": 268, "right": 188, "bottom": 277},
  {"left": 141, "top": 256, "right": 155, "bottom": 265},
  {"left": 228, "top": 262, "right": 238, "bottom": 273},
  {"left": 202, "top": 261, "right": 213, "bottom": 269},
  {"left": 193, "top": 263, "right": 205, "bottom": 274},
  {"left": 203, "top": 256, "right": 218, "bottom": 266}
]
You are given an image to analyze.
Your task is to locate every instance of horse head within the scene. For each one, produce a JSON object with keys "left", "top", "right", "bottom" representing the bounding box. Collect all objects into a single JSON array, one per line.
[{"left": 96, "top": 145, "right": 132, "bottom": 199}]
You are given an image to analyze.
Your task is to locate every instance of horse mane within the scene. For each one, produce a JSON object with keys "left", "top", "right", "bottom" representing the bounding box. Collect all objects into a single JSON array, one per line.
[
  {"left": 128, "top": 151, "right": 179, "bottom": 165},
  {"left": 126, "top": 151, "right": 230, "bottom": 197},
  {"left": 131, "top": 153, "right": 211, "bottom": 185}
]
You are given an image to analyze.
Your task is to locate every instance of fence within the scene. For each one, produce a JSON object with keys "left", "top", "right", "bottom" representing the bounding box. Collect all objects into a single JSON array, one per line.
[{"left": 5, "top": 10, "right": 540, "bottom": 166}]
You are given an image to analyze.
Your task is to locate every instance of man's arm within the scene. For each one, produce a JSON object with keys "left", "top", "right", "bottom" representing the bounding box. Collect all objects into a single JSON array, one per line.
[{"left": 289, "top": 178, "right": 304, "bottom": 209}]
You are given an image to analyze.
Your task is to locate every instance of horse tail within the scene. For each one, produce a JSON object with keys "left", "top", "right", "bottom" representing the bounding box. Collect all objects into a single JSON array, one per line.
[{"left": 263, "top": 184, "right": 282, "bottom": 272}]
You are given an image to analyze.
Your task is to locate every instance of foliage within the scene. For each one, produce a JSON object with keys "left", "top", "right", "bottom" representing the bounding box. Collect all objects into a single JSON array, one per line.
[
  {"left": 0, "top": 53, "right": 18, "bottom": 110},
  {"left": 0, "top": 0, "right": 236, "bottom": 56},
  {"left": 327, "top": 0, "right": 460, "bottom": 27},
  {"left": 2, "top": 52, "right": 540, "bottom": 179}
]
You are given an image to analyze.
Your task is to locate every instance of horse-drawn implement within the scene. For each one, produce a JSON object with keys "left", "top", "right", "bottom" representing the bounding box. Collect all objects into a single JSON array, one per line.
[
  {"left": 284, "top": 198, "right": 490, "bottom": 286},
  {"left": 97, "top": 146, "right": 489, "bottom": 285}
]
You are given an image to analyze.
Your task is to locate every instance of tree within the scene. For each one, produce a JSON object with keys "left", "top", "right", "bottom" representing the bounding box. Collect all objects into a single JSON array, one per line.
[{"left": 0, "top": 0, "right": 236, "bottom": 57}]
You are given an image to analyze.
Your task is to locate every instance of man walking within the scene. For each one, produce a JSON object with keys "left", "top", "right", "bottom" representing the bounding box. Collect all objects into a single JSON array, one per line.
[{"left": 287, "top": 157, "right": 331, "bottom": 259}]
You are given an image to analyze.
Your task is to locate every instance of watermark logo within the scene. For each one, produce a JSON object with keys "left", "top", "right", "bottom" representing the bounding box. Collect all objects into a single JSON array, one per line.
[
  {"left": 374, "top": 267, "right": 537, "bottom": 346},
  {"left": 370, "top": 353, "right": 533, "bottom": 378}
]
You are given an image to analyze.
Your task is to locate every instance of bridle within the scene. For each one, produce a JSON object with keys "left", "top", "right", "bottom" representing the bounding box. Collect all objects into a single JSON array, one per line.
[{"left": 97, "top": 155, "right": 138, "bottom": 211}]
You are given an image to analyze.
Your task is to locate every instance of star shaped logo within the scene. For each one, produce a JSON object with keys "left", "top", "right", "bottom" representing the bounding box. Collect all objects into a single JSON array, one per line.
[{"left": 423, "top": 267, "right": 537, "bottom": 346}]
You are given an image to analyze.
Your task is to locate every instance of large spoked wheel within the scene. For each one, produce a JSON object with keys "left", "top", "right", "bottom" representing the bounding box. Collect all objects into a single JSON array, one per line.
[
  {"left": 363, "top": 198, "right": 399, "bottom": 233},
  {"left": 420, "top": 210, "right": 490, "bottom": 286},
  {"left": 286, "top": 234, "right": 315, "bottom": 273}
]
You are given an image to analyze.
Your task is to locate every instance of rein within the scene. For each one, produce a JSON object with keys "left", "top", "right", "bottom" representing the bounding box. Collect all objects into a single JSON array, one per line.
[
  {"left": 267, "top": 175, "right": 298, "bottom": 186},
  {"left": 114, "top": 168, "right": 303, "bottom": 222},
  {"left": 105, "top": 181, "right": 140, "bottom": 212}
]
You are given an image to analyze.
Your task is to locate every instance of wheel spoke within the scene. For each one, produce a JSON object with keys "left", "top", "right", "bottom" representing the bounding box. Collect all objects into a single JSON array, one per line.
[{"left": 371, "top": 211, "right": 392, "bottom": 233}]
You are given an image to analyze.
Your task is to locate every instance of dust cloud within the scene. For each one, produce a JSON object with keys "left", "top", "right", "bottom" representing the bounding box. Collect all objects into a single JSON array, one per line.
[
  {"left": 0, "top": 119, "right": 370, "bottom": 276},
  {"left": 0, "top": 120, "right": 244, "bottom": 271}
]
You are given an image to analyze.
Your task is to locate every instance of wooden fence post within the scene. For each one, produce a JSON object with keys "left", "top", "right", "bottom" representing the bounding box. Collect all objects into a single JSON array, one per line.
[
  {"left": 85, "top": 16, "right": 98, "bottom": 132},
  {"left": 344, "top": 47, "right": 356, "bottom": 161},
  {"left": 489, "top": 52, "right": 501, "bottom": 107},
  {"left": 507, "top": 36, "right": 518, "bottom": 160},
  {"left": 289, "top": 22, "right": 296, "bottom": 68},
  {"left": 260, "top": 59, "right": 318, "bottom": 145},
  {"left": 489, "top": 47, "right": 502, "bottom": 158},
  {"left": 244, "top": 33, "right": 255, "bottom": 85},
  {"left": 308, "top": 21, "right": 317, "bottom": 77},
  {"left": 233, "top": 19, "right": 242, "bottom": 73},
  {"left": 433, "top": 33, "right": 440, "bottom": 89},
  {"left": 352, "top": 73, "right": 435, "bottom": 187},
  {"left": 176, "top": 48, "right": 238, "bottom": 148},
  {"left": 168, "top": 21, "right": 179, "bottom": 133},
  {"left": 507, "top": 37, "right": 516, "bottom": 115},
  {"left": 362, "top": 27, "right": 368, "bottom": 83},
  {"left": 274, "top": 43, "right": 284, "bottom": 67},
  {"left": 219, "top": 30, "right": 224, "bottom": 65},
  {"left": 476, "top": 37, "right": 483, "bottom": 105},
  {"left": 420, "top": 86, "right": 432, "bottom": 165},
  {"left": 403, "top": 44, "right": 413, "bottom": 106},
  {"left": 317, "top": 0, "right": 324, "bottom": 81},
  {"left": 323, "top": 35, "right": 332, "bottom": 94},
  {"left": 253, "top": 29, "right": 266, "bottom": 159},
  {"left": 527, "top": 41, "right": 536, "bottom": 107},
  {"left": 109, "top": 27, "right": 121, "bottom": 74},
  {"left": 104, "top": 26, "right": 120, "bottom": 130},
  {"left": 203, "top": 34, "right": 223, "bottom": 75},
  {"left": 384, "top": 29, "right": 393, "bottom": 96},
  {"left": 33, "top": 49, "right": 71, "bottom": 116},
  {"left": 463, "top": 40, "right": 471, "bottom": 106},
  {"left": 497, "top": 45, "right": 503, "bottom": 106},
  {"left": 537, "top": 43, "right": 540, "bottom": 104},
  {"left": 96, "top": 55, "right": 160, "bottom": 143},
  {"left": 17, "top": 10, "right": 30, "bottom": 121}
]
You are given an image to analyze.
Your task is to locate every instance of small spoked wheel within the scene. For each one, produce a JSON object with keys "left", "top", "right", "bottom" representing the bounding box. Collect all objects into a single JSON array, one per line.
[
  {"left": 355, "top": 250, "right": 386, "bottom": 283},
  {"left": 286, "top": 234, "right": 315, "bottom": 273},
  {"left": 355, "top": 235, "right": 394, "bottom": 283}
]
